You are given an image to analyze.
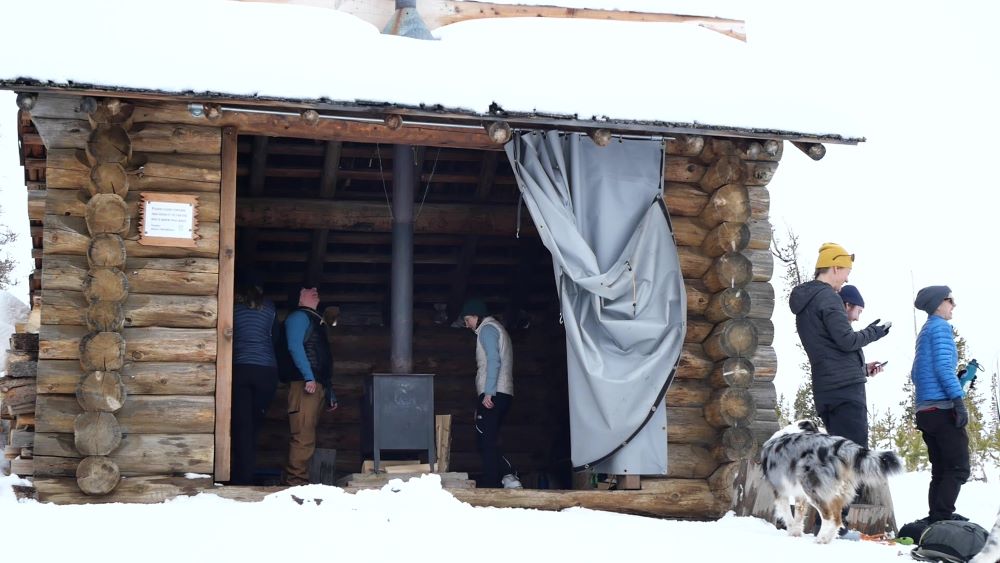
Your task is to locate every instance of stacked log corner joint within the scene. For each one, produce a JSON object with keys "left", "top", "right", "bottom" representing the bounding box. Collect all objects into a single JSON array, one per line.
[
  {"left": 665, "top": 137, "right": 781, "bottom": 515},
  {"left": 3, "top": 330, "right": 39, "bottom": 478},
  {"left": 72, "top": 97, "right": 135, "bottom": 495}
]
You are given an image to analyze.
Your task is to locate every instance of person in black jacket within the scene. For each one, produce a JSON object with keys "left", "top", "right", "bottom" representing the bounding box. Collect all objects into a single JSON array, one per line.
[{"left": 789, "top": 243, "right": 891, "bottom": 447}]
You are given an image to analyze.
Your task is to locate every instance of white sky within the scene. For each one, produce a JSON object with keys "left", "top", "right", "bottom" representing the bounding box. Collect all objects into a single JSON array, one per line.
[
  {"left": 2, "top": 0, "right": 1000, "bottom": 418},
  {"left": 0, "top": 469, "right": 998, "bottom": 562}
]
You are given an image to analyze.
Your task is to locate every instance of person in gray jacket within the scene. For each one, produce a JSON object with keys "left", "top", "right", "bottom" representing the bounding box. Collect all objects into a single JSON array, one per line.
[
  {"left": 789, "top": 243, "right": 891, "bottom": 447},
  {"left": 461, "top": 298, "right": 521, "bottom": 489}
]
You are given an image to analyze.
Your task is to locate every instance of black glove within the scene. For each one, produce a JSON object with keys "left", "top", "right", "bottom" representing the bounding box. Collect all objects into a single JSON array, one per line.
[
  {"left": 952, "top": 398, "right": 969, "bottom": 428},
  {"left": 864, "top": 318, "right": 892, "bottom": 340}
]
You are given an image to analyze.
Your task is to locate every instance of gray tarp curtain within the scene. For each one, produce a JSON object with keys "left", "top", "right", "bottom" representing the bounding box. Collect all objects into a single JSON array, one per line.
[{"left": 505, "top": 131, "right": 686, "bottom": 474}]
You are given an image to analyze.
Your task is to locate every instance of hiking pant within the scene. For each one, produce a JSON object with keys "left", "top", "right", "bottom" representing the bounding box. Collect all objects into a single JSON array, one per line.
[
  {"left": 815, "top": 384, "right": 868, "bottom": 526},
  {"left": 815, "top": 383, "right": 869, "bottom": 447},
  {"left": 475, "top": 392, "right": 514, "bottom": 488},
  {"left": 916, "top": 408, "right": 970, "bottom": 521},
  {"left": 284, "top": 380, "right": 325, "bottom": 486},
  {"left": 230, "top": 363, "right": 278, "bottom": 485}
]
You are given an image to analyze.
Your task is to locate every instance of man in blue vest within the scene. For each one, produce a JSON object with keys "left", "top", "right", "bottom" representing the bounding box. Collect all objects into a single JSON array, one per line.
[{"left": 283, "top": 286, "right": 337, "bottom": 486}]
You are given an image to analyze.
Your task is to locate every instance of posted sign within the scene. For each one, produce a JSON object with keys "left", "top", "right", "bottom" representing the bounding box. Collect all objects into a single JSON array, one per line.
[{"left": 138, "top": 193, "right": 199, "bottom": 247}]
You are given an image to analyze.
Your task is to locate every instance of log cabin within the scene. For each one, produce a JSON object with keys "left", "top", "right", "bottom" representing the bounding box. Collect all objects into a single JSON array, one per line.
[{"left": 0, "top": 0, "right": 865, "bottom": 518}]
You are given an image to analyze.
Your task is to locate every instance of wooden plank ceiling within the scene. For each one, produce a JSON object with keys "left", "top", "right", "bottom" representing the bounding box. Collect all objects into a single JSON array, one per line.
[{"left": 235, "top": 136, "right": 555, "bottom": 324}]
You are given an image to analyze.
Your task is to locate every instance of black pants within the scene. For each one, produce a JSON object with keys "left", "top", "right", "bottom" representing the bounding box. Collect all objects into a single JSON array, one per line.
[
  {"left": 231, "top": 364, "right": 278, "bottom": 485},
  {"left": 815, "top": 384, "right": 868, "bottom": 526},
  {"left": 916, "top": 408, "right": 970, "bottom": 521},
  {"left": 475, "top": 392, "right": 514, "bottom": 488},
  {"left": 815, "top": 384, "right": 868, "bottom": 447}
]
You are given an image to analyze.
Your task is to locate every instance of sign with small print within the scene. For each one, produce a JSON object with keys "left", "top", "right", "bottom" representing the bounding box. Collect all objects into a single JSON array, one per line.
[{"left": 138, "top": 193, "right": 199, "bottom": 247}]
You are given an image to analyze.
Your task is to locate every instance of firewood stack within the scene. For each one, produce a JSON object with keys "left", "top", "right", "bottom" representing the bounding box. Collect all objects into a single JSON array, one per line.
[{"left": 2, "top": 331, "right": 39, "bottom": 476}]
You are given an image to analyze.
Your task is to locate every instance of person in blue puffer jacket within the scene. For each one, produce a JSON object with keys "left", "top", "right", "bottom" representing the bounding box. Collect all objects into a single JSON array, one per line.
[{"left": 911, "top": 284, "right": 969, "bottom": 523}]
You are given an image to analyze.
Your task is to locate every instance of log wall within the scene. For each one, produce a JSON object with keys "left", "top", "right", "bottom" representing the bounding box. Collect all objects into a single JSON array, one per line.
[
  {"left": 23, "top": 93, "right": 785, "bottom": 516},
  {"left": 28, "top": 93, "right": 221, "bottom": 498}
]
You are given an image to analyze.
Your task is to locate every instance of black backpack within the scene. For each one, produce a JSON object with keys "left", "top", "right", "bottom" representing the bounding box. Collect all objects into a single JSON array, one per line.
[{"left": 911, "top": 520, "right": 989, "bottom": 563}]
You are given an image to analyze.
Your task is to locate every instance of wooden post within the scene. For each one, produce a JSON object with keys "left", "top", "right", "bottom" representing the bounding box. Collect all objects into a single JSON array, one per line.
[{"left": 215, "top": 127, "right": 237, "bottom": 481}]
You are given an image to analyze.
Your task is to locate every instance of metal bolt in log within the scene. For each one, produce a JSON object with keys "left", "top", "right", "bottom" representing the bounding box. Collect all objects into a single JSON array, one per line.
[
  {"left": 77, "top": 456, "right": 120, "bottom": 496},
  {"left": 76, "top": 371, "right": 127, "bottom": 413},
  {"left": 74, "top": 412, "right": 123, "bottom": 455},
  {"left": 85, "top": 193, "right": 130, "bottom": 235},
  {"left": 85, "top": 300, "right": 125, "bottom": 332},
  {"left": 83, "top": 267, "right": 129, "bottom": 303},
  {"left": 15, "top": 92, "right": 37, "bottom": 111},
  {"left": 79, "top": 331, "right": 126, "bottom": 372},
  {"left": 485, "top": 121, "right": 512, "bottom": 144},
  {"left": 87, "top": 234, "right": 127, "bottom": 269},
  {"left": 384, "top": 114, "right": 403, "bottom": 130},
  {"left": 87, "top": 162, "right": 129, "bottom": 198}
]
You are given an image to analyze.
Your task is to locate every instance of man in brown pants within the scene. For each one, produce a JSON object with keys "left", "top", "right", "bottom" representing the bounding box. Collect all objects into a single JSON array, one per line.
[{"left": 282, "top": 287, "right": 337, "bottom": 486}]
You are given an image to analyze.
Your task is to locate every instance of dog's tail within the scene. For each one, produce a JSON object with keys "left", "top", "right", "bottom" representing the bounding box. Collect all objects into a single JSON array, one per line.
[{"left": 854, "top": 448, "right": 904, "bottom": 482}]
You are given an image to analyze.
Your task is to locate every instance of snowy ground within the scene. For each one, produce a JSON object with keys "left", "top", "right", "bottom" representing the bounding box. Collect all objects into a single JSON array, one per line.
[{"left": 2, "top": 469, "right": 997, "bottom": 562}]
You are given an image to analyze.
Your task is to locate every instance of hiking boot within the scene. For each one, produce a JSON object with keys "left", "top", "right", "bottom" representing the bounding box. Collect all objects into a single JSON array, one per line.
[
  {"left": 501, "top": 474, "right": 523, "bottom": 489},
  {"left": 837, "top": 527, "right": 862, "bottom": 541}
]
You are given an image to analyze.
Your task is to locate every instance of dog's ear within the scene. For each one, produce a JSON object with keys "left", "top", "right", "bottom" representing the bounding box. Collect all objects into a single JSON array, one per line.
[{"left": 797, "top": 419, "right": 819, "bottom": 433}]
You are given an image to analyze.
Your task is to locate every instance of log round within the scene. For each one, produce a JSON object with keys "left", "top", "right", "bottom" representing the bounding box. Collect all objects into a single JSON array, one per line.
[
  {"left": 685, "top": 317, "right": 714, "bottom": 344},
  {"left": 704, "top": 387, "right": 756, "bottom": 428},
  {"left": 86, "top": 124, "right": 132, "bottom": 165},
  {"left": 749, "top": 317, "right": 774, "bottom": 347},
  {"left": 747, "top": 218, "right": 772, "bottom": 250},
  {"left": 671, "top": 217, "right": 709, "bottom": 248},
  {"left": 665, "top": 135, "right": 705, "bottom": 157},
  {"left": 702, "top": 222, "right": 750, "bottom": 258},
  {"left": 743, "top": 249, "right": 774, "bottom": 282},
  {"left": 76, "top": 455, "right": 121, "bottom": 495},
  {"left": 88, "top": 98, "right": 133, "bottom": 126},
  {"left": 85, "top": 300, "right": 125, "bottom": 332},
  {"left": 703, "top": 318, "right": 758, "bottom": 360},
  {"left": 708, "top": 461, "right": 742, "bottom": 507},
  {"left": 85, "top": 193, "right": 130, "bottom": 235},
  {"left": 704, "top": 287, "right": 750, "bottom": 324},
  {"left": 748, "top": 186, "right": 770, "bottom": 220},
  {"left": 714, "top": 426, "right": 756, "bottom": 462},
  {"left": 79, "top": 331, "right": 126, "bottom": 372},
  {"left": 16, "top": 92, "right": 37, "bottom": 110},
  {"left": 83, "top": 267, "right": 129, "bottom": 303},
  {"left": 73, "top": 412, "right": 123, "bottom": 456},
  {"left": 76, "top": 371, "right": 127, "bottom": 412},
  {"left": 699, "top": 156, "right": 744, "bottom": 193},
  {"left": 678, "top": 246, "right": 713, "bottom": 279},
  {"left": 663, "top": 183, "right": 708, "bottom": 217},
  {"left": 87, "top": 233, "right": 127, "bottom": 268},
  {"left": 88, "top": 162, "right": 129, "bottom": 198},
  {"left": 710, "top": 356, "right": 755, "bottom": 388},
  {"left": 703, "top": 252, "right": 753, "bottom": 294},
  {"left": 701, "top": 183, "right": 751, "bottom": 228}
]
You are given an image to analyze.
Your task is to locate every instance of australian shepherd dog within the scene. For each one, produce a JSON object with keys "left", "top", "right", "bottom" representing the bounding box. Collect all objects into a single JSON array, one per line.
[{"left": 760, "top": 420, "right": 904, "bottom": 543}]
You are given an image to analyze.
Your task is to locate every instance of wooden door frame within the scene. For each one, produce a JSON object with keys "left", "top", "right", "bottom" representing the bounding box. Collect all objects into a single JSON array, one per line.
[{"left": 214, "top": 126, "right": 238, "bottom": 480}]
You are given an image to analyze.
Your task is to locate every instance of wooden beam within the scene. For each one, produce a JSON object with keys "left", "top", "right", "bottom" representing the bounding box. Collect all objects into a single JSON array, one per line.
[
  {"left": 305, "top": 229, "right": 329, "bottom": 288},
  {"left": 249, "top": 136, "right": 268, "bottom": 196},
  {"left": 319, "top": 140, "right": 343, "bottom": 198},
  {"left": 447, "top": 236, "right": 480, "bottom": 321},
  {"left": 475, "top": 150, "right": 499, "bottom": 201},
  {"left": 236, "top": 197, "right": 533, "bottom": 236},
  {"left": 236, "top": 0, "right": 747, "bottom": 42},
  {"left": 216, "top": 127, "right": 238, "bottom": 481}
]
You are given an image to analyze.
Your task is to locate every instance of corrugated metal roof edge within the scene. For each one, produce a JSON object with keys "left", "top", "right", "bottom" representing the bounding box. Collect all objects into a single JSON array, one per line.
[{"left": 0, "top": 79, "right": 865, "bottom": 145}]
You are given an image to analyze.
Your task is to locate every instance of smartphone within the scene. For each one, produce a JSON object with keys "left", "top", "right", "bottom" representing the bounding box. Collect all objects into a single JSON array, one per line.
[{"left": 877, "top": 361, "right": 889, "bottom": 368}]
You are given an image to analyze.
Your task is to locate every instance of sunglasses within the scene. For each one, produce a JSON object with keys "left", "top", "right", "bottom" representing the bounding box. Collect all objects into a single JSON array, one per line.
[
  {"left": 834, "top": 253, "right": 856, "bottom": 261},
  {"left": 944, "top": 297, "right": 956, "bottom": 305}
]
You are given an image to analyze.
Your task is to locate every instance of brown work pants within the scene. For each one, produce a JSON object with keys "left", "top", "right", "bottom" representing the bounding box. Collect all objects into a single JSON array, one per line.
[{"left": 284, "top": 380, "right": 324, "bottom": 486}]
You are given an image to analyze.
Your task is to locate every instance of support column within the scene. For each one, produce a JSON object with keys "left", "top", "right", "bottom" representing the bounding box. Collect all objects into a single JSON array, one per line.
[{"left": 390, "top": 144, "right": 415, "bottom": 374}]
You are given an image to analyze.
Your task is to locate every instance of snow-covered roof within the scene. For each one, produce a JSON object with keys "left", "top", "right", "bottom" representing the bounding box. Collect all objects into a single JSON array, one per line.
[{"left": 0, "top": 0, "right": 863, "bottom": 144}]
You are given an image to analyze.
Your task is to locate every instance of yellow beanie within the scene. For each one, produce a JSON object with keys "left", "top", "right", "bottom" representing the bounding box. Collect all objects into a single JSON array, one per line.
[{"left": 815, "top": 242, "right": 854, "bottom": 269}]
